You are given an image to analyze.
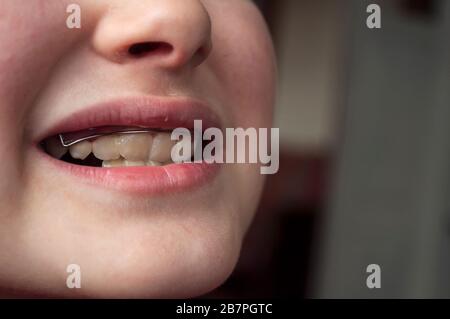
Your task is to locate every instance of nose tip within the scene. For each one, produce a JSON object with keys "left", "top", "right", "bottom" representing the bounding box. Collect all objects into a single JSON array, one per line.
[{"left": 92, "top": 0, "right": 212, "bottom": 69}]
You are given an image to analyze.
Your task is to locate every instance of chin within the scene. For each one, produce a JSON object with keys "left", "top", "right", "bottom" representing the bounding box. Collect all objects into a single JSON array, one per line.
[{"left": 64, "top": 224, "right": 242, "bottom": 299}]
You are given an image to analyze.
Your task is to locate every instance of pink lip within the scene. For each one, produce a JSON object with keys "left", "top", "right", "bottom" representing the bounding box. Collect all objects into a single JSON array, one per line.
[
  {"left": 38, "top": 96, "right": 221, "bottom": 141},
  {"left": 35, "top": 96, "right": 222, "bottom": 195}
]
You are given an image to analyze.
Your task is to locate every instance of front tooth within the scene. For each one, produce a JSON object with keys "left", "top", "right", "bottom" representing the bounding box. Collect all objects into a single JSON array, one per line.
[
  {"left": 92, "top": 135, "right": 120, "bottom": 160},
  {"left": 102, "top": 159, "right": 125, "bottom": 167},
  {"left": 117, "top": 133, "right": 153, "bottom": 161},
  {"left": 124, "top": 160, "right": 146, "bottom": 167},
  {"left": 45, "top": 136, "right": 68, "bottom": 159},
  {"left": 69, "top": 140, "right": 92, "bottom": 160},
  {"left": 149, "top": 133, "right": 176, "bottom": 163}
]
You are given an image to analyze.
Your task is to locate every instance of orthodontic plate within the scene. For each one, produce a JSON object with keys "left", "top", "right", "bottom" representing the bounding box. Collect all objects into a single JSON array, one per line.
[{"left": 59, "top": 126, "right": 155, "bottom": 147}]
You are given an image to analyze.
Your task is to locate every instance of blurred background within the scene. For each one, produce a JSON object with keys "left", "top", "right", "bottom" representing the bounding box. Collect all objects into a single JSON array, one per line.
[{"left": 204, "top": 0, "right": 450, "bottom": 298}]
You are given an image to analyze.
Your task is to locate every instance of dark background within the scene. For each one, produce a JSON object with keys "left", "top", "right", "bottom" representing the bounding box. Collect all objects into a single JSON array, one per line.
[{"left": 205, "top": 0, "right": 450, "bottom": 298}]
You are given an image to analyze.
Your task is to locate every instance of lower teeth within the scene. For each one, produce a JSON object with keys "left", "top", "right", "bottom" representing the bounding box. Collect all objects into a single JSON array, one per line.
[{"left": 102, "top": 159, "right": 163, "bottom": 168}]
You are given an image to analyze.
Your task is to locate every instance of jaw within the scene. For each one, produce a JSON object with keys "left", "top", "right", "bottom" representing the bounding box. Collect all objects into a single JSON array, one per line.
[{"left": 5, "top": 162, "right": 245, "bottom": 298}]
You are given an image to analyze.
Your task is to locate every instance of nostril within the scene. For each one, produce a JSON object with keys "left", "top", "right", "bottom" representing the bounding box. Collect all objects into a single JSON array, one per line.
[{"left": 128, "top": 42, "right": 173, "bottom": 57}]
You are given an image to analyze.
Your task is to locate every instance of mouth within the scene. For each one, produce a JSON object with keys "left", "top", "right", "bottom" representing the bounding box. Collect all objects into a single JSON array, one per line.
[{"left": 35, "top": 96, "right": 221, "bottom": 194}]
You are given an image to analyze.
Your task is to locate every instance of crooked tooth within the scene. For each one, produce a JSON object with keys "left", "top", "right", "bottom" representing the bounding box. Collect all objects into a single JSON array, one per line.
[
  {"left": 45, "top": 136, "right": 68, "bottom": 159},
  {"left": 102, "top": 159, "right": 125, "bottom": 167},
  {"left": 69, "top": 140, "right": 92, "bottom": 160},
  {"left": 149, "top": 133, "right": 176, "bottom": 163},
  {"left": 117, "top": 133, "right": 153, "bottom": 161},
  {"left": 92, "top": 135, "right": 120, "bottom": 160}
]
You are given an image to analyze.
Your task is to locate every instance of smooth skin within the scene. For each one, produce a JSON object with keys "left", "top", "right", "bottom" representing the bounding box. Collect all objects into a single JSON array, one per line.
[{"left": 0, "top": 0, "right": 276, "bottom": 298}]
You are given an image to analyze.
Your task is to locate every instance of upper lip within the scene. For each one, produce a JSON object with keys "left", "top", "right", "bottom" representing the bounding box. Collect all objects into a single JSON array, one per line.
[{"left": 37, "top": 95, "right": 221, "bottom": 143}]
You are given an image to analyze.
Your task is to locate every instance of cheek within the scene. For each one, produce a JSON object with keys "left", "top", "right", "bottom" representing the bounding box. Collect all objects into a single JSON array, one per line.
[
  {"left": 0, "top": 1, "right": 92, "bottom": 138},
  {"left": 0, "top": 2, "right": 85, "bottom": 214},
  {"left": 215, "top": 25, "right": 274, "bottom": 212},
  {"left": 0, "top": 2, "right": 68, "bottom": 101},
  {"left": 208, "top": 4, "right": 276, "bottom": 129},
  {"left": 0, "top": 4, "right": 71, "bottom": 148},
  {"left": 206, "top": 3, "right": 276, "bottom": 231}
]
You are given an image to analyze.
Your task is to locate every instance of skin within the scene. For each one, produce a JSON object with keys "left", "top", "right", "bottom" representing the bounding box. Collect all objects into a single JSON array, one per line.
[{"left": 0, "top": 0, "right": 276, "bottom": 298}]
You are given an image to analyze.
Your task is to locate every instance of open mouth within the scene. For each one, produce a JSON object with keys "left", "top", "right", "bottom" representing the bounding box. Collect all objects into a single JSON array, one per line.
[
  {"left": 42, "top": 127, "right": 193, "bottom": 168},
  {"left": 35, "top": 96, "right": 221, "bottom": 194}
]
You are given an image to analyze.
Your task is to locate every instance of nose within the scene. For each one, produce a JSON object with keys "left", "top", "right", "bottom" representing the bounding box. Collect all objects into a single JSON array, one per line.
[{"left": 92, "top": 0, "right": 212, "bottom": 69}]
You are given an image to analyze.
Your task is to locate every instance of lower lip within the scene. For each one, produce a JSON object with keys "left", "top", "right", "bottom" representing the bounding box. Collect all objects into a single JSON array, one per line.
[{"left": 35, "top": 147, "right": 221, "bottom": 195}]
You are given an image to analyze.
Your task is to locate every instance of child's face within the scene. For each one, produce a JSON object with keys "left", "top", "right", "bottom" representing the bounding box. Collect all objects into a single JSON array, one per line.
[{"left": 0, "top": 0, "right": 275, "bottom": 297}]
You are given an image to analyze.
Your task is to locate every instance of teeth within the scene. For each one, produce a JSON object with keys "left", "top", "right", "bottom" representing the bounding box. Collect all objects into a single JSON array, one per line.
[
  {"left": 92, "top": 135, "right": 121, "bottom": 161},
  {"left": 49, "top": 130, "right": 186, "bottom": 167},
  {"left": 124, "top": 160, "right": 146, "bottom": 167},
  {"left": 69, "top": 140, "right": 92, "bottom": 160},
  {"left": 149, "top": 133, "right": 176, "bottom": 163},
  {"left": 147, "top": 160, "right": 162, "bottom": 167},
  {"left": 45, "top": 136, "right": 68, "bottom": 159},
  {"left": 117, "top": 133, "right": 153, "bottom": 161},
  {"left": 102, "top": 159, "right": 125, "bottom": 167},
  {"left": 102, "top": 159, "right": 164, "bottom": 167}
]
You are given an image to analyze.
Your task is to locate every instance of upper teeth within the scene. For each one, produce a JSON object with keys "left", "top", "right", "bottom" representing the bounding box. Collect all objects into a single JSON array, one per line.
[
  {"left": 148, "top": 133, "right": 175, "bottom": 163},
  {"left": 45, "top": 131, "right": 187, "bottom": 167},
  {"left": 92, "top": 135, "right": 121, "bottom": 161},
  {"left": 70, "top": 140, "right": 92, "bottom": 160}
]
